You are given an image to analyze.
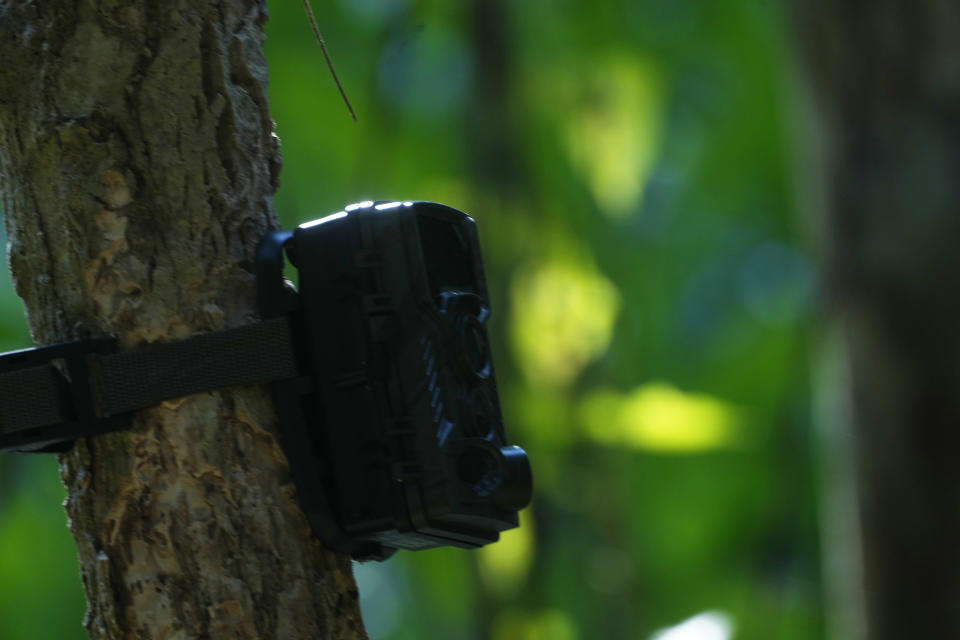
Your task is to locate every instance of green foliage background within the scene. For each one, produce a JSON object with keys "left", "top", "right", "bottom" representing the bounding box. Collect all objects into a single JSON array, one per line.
[{"left": 0, "top": 1, "right": 823, "bottom": 638}]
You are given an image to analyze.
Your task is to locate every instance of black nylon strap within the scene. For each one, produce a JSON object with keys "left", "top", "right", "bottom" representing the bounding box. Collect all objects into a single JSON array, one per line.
[
  {"left": 0, "top": 363, "right": 68, "bottom": 435},
  {"left": 97, "top": 316, "right": 299, "bottom": 416},
  {"left": 0, "top": 316, "right": 299, "bottom": 448}
]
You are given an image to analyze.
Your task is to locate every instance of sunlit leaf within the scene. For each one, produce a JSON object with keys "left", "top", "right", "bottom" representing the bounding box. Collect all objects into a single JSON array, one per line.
[
  {"left": 510, "top": 250, "right": 620, "bottom": 390},
  {"left": 477, "top": 507, "right": 535, "bottom": 597},
  {"left": 579, "top": 383, "right": 743, "bottom": 452},
  {"left": 491, "top": 608, "right": 579, "bottom": 640},
  {"left": 563, "top": 54, "right": 665, "bottom": 218}
]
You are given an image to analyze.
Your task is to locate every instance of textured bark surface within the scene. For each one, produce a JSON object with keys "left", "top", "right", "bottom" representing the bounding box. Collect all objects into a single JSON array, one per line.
[
  {"left": 0, "top": 2, "right": 366, "bottom": 638},
  {"left": 792, "top": 3, "right": 960, "bottom": 639}
]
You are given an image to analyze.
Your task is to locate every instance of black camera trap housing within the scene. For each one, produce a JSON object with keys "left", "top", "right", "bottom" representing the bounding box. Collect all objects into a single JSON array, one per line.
[{"left": 256, "top": 201, "right": 531, "bottom": 559}]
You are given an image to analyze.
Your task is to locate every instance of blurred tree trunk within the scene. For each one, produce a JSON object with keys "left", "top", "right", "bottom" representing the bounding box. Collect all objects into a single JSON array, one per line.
[
  {"left": 0, "top": 2, "right": 366, "bottom": 638},
  {"left": 792, "top": 3, "right": 960, "bottom": 639}
]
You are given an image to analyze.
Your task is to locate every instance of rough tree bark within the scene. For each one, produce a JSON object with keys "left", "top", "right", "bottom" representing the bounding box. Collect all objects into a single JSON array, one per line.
[
  {"left": 0, "top": 2, "right": 367, "bottom": 638},
  {"left": 792, "top": 3, "right": 960, "bottom": 639}
]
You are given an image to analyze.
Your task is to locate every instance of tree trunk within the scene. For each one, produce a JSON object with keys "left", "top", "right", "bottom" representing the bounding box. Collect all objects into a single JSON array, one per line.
[
  {"left": 0, "top": 2, "right": 367, "bottom": 638},
  {"left": 792, "top": 3, "right": 960, "bottom": 639}
]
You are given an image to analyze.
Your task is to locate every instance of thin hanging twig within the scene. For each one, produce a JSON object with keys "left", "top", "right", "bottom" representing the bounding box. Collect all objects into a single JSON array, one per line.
[{"left": 301, "top": 0, "right": 358, "bottom": 122}]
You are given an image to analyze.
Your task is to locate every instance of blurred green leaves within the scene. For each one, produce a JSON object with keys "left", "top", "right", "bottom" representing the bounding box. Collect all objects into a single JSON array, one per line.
[
  {"left": 559, "top": 54, "right": 664, "bottom": 219},
  {"left": 510, "top": 249, "right": 620, "bottom": 390},
  {"left": 266, "top": 1, "right": 823, "bottom": 637},
  {"left": 477, "top": 508, "right": 535, "bottom": 597},
  {"left": 0, "top": 457, "right": 86, "bottom": 640},
  {"left": 491, "top": 608, "right": 579, "bottom": 640},
  {"left": 579, "top": 383, "right": 742, "bottom": 453}
]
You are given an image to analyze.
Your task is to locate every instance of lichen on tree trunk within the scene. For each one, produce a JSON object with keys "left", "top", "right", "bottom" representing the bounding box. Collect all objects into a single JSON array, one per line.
[{"left": 0, "top": 2, "right": 366, "bottom": 638}]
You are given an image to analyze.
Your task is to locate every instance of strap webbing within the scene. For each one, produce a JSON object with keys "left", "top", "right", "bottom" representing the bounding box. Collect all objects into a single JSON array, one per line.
[
  {"left": 98, "top": 316, "right": 298, "bottom": 415},
  {"left": 0, "top": 316, "right": 299, "bottom": 445},
  {"left": 0, "top": 364, "right": 67, "bottom": 435}
]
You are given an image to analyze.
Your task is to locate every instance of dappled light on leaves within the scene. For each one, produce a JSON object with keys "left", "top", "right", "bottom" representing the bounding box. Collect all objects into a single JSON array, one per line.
[
  {"left": 563, "top": 55, "right": 664, "bottom": 219},
  {"left": 477, "top": 507, "right": 535, "bottom": 597},
  {"left": 491, "top": 608, "right": 579, "bottom": 640},
  {"left": 579, "top": 383, "right": 741, "bottom": 452},
  {"left": 510, "top": 255, "right": 620, "bottom": 390}
]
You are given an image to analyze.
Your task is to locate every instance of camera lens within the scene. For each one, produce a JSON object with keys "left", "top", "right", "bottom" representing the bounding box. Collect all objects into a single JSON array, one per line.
[{"left": 456, "top": 443, "right": 502, "bottom": 497}]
